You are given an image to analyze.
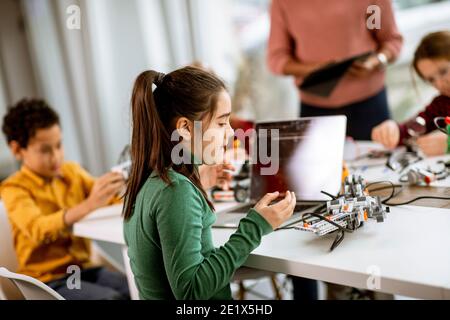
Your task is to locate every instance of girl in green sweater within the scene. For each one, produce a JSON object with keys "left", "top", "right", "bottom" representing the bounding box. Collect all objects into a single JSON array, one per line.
[{"left": 123, "top": 67, "right": 296, "bottom": 300}]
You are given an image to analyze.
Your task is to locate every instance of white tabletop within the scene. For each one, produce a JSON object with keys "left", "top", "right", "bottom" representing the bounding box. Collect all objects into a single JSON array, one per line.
[
  {"left": 73, "top": 202, "right": 238, "bottom": 244},
  {"left": 345, "top": 141, "right": 450, "bottom": 187},
  {"left": 73, "top": 202, "right": 450, "bottom": 299},
  {"left": 72, "top": 141, "right": 450, "bottom": 299}
]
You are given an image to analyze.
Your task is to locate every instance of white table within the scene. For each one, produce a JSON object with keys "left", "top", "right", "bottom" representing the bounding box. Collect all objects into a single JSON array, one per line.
[
  {"left": 74, "top": 203, "right": 450, "bottom": 300},
  {"left": 345, "top": 142, "right": 450, "bottom": 187},
  {"left": 74, "top": 142, "right": 450, "bottom": 299}
]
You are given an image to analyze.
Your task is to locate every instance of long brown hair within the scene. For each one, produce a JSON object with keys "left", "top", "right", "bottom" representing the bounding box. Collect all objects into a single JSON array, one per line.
[
  {"left": 123, "top": 66, "right": 226, "bottom": 220},
  {"left": 413, "top": 31, "right": 450, "bottom": 79}
]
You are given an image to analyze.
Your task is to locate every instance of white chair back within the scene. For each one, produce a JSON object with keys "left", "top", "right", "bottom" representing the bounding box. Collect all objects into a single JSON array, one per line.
[
  {"left": 0, "top": 201, "right": 22, "bottom": 299},
  {"left": 0, "top": 267, "right": 64, "bottom": 300}
]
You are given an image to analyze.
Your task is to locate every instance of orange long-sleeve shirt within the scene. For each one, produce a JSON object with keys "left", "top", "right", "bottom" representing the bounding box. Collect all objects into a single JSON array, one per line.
[
  {"left": 0, "top": 162, "right": 96, "bottom": 283},
  {"left": 267, "top": 0, "right": 403, "bottom": 108}
]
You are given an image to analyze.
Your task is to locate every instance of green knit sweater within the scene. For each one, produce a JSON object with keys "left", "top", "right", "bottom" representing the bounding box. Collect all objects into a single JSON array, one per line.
[{"left": 123, "top": 169, "right": 273, "bottom": 300}]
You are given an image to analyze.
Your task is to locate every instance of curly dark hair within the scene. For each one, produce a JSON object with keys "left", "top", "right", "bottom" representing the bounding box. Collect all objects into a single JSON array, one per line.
[{"left": 2, "top": 98, "right": 60, "bottom": 148}]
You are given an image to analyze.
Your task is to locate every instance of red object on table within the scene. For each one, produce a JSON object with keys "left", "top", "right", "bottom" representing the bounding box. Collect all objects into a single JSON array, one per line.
[{"left": 230, "top": 118, "right": 254, "bottom": 155}]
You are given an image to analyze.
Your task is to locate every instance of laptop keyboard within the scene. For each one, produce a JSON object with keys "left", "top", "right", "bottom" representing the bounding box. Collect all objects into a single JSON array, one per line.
[
  {"left": 293, "top": 204, "right": 316, "bottom": 213},
  {"left": 230, "top": 203, "right": 316, "bottom": 214}
]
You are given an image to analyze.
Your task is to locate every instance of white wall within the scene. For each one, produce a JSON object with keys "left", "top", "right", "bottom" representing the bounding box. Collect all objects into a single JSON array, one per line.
[
  {"left": 0, "top": 64, "right": 16, "bottom": 179},
  {"left": 21, "top": 0, "right": 84, "bottom": 166},
  {"left": 0, "top": 0, "right": 38, "bottom": 102},
  {"left": 82, "top": 0, "right": 152, "bottom": 170},
  {"left": 0, "top": 0, "right": 38, "bottom": 178},
  {"left": 136, "top": 0, "right": 172, "bottom": 72},
  {"left": 189, "top": 0, "right": 241, "bottom": 84}
]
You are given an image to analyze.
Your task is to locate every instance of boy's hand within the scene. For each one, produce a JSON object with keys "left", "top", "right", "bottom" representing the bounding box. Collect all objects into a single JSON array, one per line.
[
  {"left": 87, "top": 172, "right": 125, "bottom": 210},
  {"left": 416, "top": 131, "right": 448, "bottom": 156},
  {"left": 371, "top": 120, "right": 400, "bottom": 149},
  {"left": 254, "top": 191, "right": 296, "bottom": 230},
  {"left": 64, "top": 172, "right": 124, "bottom": 226}
]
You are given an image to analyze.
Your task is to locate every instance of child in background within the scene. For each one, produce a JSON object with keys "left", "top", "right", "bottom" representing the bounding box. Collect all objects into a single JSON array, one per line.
[
  {"left": 1, "top": 99, "right": 129, "bottom": 300},
  {"left": 372, "top": 31, "right": 450, "bottom": 156}
]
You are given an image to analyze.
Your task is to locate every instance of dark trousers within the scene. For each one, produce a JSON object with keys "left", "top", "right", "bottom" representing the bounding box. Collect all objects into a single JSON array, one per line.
[
  {"left": 46, "top": 267, "right": 130, "bottom": 300},
  {"left": 292, "top": 276, "right": 318, "bottom": 300},
  {"left": 300, "top": 88, "right": 390, "bottom": 140}
]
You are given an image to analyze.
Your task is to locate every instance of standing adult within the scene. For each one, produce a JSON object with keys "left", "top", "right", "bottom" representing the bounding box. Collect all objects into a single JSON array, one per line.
[
  {"left": 267, "top": 0, "right": 403, "bottom": 300},
  {"left": 267, "top": 0, "right": 403, "bottom": 140}
]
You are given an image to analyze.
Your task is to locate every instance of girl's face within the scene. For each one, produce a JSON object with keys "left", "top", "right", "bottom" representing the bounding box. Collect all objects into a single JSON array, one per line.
[
  {"left": 417, "top": 58, "right": 450, "bottom": 97},
  {"left": 197, "top": 90, "right": 234, "bottom": 165}
]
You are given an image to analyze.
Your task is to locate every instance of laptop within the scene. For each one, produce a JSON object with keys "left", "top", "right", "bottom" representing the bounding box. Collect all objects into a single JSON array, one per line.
[{"left": 213, "top": 116, "right": 347, "bottom": 229}]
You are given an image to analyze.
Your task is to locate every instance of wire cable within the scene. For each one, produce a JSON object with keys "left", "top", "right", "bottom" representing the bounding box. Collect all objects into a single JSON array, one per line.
[
  {"left": 279, "top": 210, "right": 353, "bottom": 251},
  {"left": 320, "top": 190, "right": 337, "bottom": 200},
  {"left": 365, "top": 180, "right": 399, "bottom": 204},
  {"left": 330, "top": 230, "right": 345, "bottom": 252},
  {"left": 433, "top": 117, "right": 449, "bottom": 135},
  {"left": 302, "top": 212, "right": 354, "bottom": 233},
  {"left": 276, "top": 179, "right": 449, "bottom": 251},
  {"left": 367, "top": 184, "right": 403, "bottom": 192},
  {"left": 366, "top": 181, "right": 450, "bottom": 206},
  {"left": 385, "top": 196, "right": 450, "bottom": 206}
]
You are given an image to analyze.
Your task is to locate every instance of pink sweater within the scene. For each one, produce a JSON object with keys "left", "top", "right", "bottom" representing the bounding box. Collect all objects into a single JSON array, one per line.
[{"left": 267, "top": 0, "right": 403, "bottom": 108}]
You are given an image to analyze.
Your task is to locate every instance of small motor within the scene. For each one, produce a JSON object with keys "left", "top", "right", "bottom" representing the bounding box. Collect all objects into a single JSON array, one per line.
[
  {"left": 234, "top": 183, "right": 249, "bottom": 203},
  {"left": 211, "top": 187, "right": 235, "bottom": 202},
  {"left": 405, "top": 167, "right": 436, "bottom": 185},
  {"left": 211, "top": 160, "right": 250, "bottom": 203}
]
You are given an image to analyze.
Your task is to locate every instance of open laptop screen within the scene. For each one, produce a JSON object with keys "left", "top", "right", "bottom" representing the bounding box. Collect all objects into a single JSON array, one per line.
[{"left": 250, "top": 116, "right": 346, "bottom": 202}]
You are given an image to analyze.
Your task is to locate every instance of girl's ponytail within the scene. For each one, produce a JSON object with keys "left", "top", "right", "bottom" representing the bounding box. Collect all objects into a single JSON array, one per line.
[{"left": 123, "top": 71, "right": 168, "bottom": 220}]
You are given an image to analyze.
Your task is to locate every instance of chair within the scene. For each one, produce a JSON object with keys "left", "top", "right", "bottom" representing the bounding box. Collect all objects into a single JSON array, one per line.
[
  {"left": 0, "top": 267, "right": 64, "bottom": 300},
  {"left": 0, "top": 201, "right": 23, "bottom": 300},
  {"left": 0, "top": 201, "right": 124, "bottom": 300},
  {"left": 233, "top": 268, "right": 284, "bottom": 300},
  {"left": 0, "top": 201, "right": 63, "bottom": 300}
]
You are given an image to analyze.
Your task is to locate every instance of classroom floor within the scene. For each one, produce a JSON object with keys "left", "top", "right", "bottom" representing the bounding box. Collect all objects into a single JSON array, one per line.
[
  {"left": 231, "top": 274, "right": 294, "bottom": 300},
  {"left": 231, "top": 275, "right": 326, "bottom": 300},
  {"left": 230, "top": 276, "right": 414, "bottom": 300}
]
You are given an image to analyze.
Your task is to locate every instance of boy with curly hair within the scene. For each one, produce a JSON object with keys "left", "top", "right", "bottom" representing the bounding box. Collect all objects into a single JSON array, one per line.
[{"left": 1, "top": 99, "right": 129, "bottom": 299}]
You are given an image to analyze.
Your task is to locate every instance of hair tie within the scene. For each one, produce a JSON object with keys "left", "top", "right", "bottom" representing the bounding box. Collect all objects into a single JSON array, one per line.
[{"left": 154, "top": 72, "right": 166, "bottom": 87}]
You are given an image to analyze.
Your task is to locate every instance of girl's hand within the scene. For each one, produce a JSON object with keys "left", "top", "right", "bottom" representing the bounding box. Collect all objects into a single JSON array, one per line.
[
  {"left": 416, "top": 131, "right": 448, "bottom": 156},
  {"left": 371, "top": 120, "right": 400, "bottom": 149},
  {"left": 199, "top": 163, "right": 235, "bottom": 190},
  {"left": 254, "top": 191, "right": 296, "bottom": 230}
]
